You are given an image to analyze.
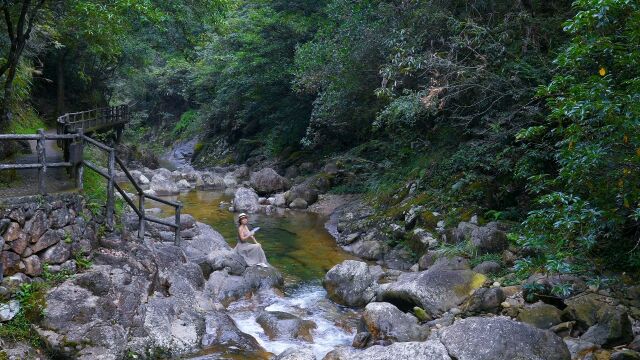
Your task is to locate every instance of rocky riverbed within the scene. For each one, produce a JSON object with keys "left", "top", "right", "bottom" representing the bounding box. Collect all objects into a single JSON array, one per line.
[{"left": 2, "top": 161, "right": 640, "bottom": 359}]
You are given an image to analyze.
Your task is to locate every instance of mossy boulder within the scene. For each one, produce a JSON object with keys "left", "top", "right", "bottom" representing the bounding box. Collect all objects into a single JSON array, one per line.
[
  {"left": 377, "top": 266, "right": 486, "bottom": 318},
  {"left": 563, "top": 293, "right": 633, "bottom": 347},
  {"left": 517, "top": 301, "right": 563, "bottom": 329}
]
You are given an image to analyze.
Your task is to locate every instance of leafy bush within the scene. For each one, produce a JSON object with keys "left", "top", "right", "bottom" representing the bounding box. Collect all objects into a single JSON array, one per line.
[{"left": 518, "top": 0, "right": 640, "bottom": 274}]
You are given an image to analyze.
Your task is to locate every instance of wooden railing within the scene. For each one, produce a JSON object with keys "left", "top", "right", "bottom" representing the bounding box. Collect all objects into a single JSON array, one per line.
[
  {"left": 79, "top": 130, "right": 183, "bottom": 244},
  {"left": 0, "top": 130, "right": 82, "bottom": 193},
  {"left": 0, "top": 125, "right": 183, "bottom": 244},
  {"left": 57, "top": 105, "right": 129, "bottom": 134}
]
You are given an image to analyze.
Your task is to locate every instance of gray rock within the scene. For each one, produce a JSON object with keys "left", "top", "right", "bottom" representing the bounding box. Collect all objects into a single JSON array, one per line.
[
  {"left": 150, "top": 174, "right": 179, "bottom": 195},
  {"left": 470, "top": 222, "right": 508, "bottom": 254},
  {"left": 31, "top": 229, "right": 63, "bottom": 253},
  {"left": 3, "top": 222, "right": 22, "bottom": 242},
  {"left": 275, "top": 347, "right": 316, "bottom": 360},
  {"left": 338, "top": 233, "right": 360, "bottom": 246},
  {"left": 205, "top": 266, "right": 284, "bottom": 304},
  {"left": 206, "top": 249, "right": 247, "bottom": 276},
  {"left": 383, "top": 246, "right": 414, "bottom": 271},
  {"left": 289, "top": 198, "right": 309, "bottom": 210},
  {"left": 197, "top": 172, "right": 225, "bottom": 190},
  {"left": 24, "top": 210, "right": 47, "bottom": 243},
  {"left": 0, "top": 299, "right": 20, "bottom": 321},
  {"left": 410, "top": 228, "right": 438, "bottom": 252},
  {"left": 49, "top": 207, "right": 71, "bottom": 229},
  {"left": 285, "top": 184, "right": 319, "bottom": 206},
  {"left": 60, "top": 259, "right": 77, "bottom": 273},
  {"left": 256, "top": 311, "right": 317, "bottom": 342},
  {"left": 323, "top": 260, "right": 376, "bottom": 307},
  {"left": 517, "top": 301, "right": 563, "bottom": 329},
  {"left": 417, "top": 251, "right": 437, "bottom": 271},
  {"left": 40, "top": 242, "right": 71, "bottom": 264},
  {"left": 449, "top": 222, "right": 479, "bottom": 243},
  {"left": 1, "top": 251, "right": 21, "bottom": 276},
  {"left": 439, "top": 316, "right": 571, "bottom": 360},
  {"left": 201, "top": 311, "right": 264, "bottom": 352},
  {"left": 23, "top": 255, "right": 42, "bottom": 276},
  {"left": 563, "top": 338, "right": 599, "bottom": 360},
  {"left": 464, "top": 287, "right": 506, "bottom": 314},
  {"left": 176, "top": 179, "right": 192, "bottom": 190},
  {"left": 324, "top": 341, "right": 451, "bottom": 360},
  {"left": 563, "top": 292, "right": 633, "bottom": 347},
  {"left": 376, "top": 266, "right": 485, "bottom": 317},
  {"left": 233, "top": 187, "right": 260, "bottom": 213},
  {"left": 473, "top": 261, "right": 502, "bottom": 274},
  {"left": 250, "top": 168, "right": 291, "bottom": 195},
  {"left": 612, "top": 350, "right": 640, "bottom": 360},
  {"left": 430, "top": 256, "right": 470, "bottom": 271},
  {"left": 273, "top": 193, "right": 287, "bottom": 207},
  {"left": 349, "top": 239, "right": 387, "bottom": 261},
  {"left": 355, "top": 302, "right": 429, "bottom": 348},
  {"left": 9, "top": 232, "right": 28, "bottom": 255}
]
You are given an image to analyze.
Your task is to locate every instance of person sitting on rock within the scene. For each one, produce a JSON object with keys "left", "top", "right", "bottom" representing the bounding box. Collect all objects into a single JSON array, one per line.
[{"left": 236, "top": 213, "right": 269, "bottom": 267}]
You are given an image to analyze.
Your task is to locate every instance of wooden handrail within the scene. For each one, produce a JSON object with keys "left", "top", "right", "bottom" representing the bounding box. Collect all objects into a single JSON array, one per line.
[
  {"left": 81, "top": 133, "right": 182, "bottom": 244},
  {"left": 0, "top": 105, "right": 182, "bottom": 245}
]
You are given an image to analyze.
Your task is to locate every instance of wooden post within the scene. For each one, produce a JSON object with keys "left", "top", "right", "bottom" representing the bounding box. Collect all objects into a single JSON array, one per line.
[
  {"left": 138, "top": 193, "right": 145, "bottom": 239},
  {"left": 75, "top": 129, "right": 84, "bottom": 190},
  {"left": 106, "top": 149, "right": 116, "bottom": 229},
  {"left": 175, "top": 205, "right": 182, "bottom": 245},
  {"left": 37, "top": 129, "right": 47, "bottom": 195}
]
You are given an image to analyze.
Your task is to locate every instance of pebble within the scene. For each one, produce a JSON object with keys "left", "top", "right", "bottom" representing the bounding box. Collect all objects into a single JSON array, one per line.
[{"left": 492, "top": 282, "right": 501, "bottom": 287}]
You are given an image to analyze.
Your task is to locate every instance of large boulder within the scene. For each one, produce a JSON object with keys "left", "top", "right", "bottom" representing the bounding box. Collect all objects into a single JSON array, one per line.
[
  {"left": 517, "top": 301, "right": 563, "bottom": 329},
  {"left": 323, "top": 260, "right": 376, "bottom": 307},
  {"left": 249, "top": 168, "right": 291, "bottom": 195},
  {"left": 472, "top": 261, "right": 502, "bottom": 275},
  {"left": 35, "top": 237, "right": 225, "bottom": 359},
  {"left": 256, "top": 311, "right": 317, "bottom": 342},
  {"left": 463, "top": 287, "right": 506, "bottom": 315},
  {"left": 204, "top": 266, "right": 284, "bottom": 305},
  {"left": 439, "top": 316, "right": 571, "bottom": 360},
  {"left": 289, "top": 198, "right": 309, "bottom": 210},
  {"left": 201, "top": 312, "right": 264, "bottom": 353},
  {"left": 563, "top": 293, "right": 633, "bottom": 347},
  {"left": 196, "top": 172, "right": 225, "bottom": 190},
  {"left": 470, "top": 222, "right": 508, "bottom": 254},
  {"left": 324, "top": 341, "right": 451, "bottom": 360},
  {"left": 233, "top": 187, "right": 260, "bottom": 213},
  {"left": 285, "top": 184, "right": 319, "bottom": 206},
  {"left": 150, "top": 174, "right": 179, "bottom": 195},
  {"left": 377, "top": 266, "right": 486, "bottom": 318},
  {"left": 354, "top": 302, "right": 429, "bottom": 348}
]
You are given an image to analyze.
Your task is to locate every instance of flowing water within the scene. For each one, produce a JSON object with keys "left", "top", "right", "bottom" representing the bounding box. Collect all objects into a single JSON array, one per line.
[{"left": 148, "top": 190, "right": 360, "bottom": 359}]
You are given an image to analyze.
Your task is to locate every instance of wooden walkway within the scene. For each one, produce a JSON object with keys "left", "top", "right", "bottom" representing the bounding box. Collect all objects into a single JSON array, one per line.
[{"left": 0, "top": 105, "right": 184, "bottom": 244}]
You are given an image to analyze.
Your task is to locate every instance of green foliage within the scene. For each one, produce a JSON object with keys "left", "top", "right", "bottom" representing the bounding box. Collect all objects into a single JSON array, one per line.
[
  {"left": 74, "top": 252, "right": 93, "bottom": 271},
  {"left": 518, "top": 0, "right": 640, "bottom": 274},
  {"left": 436, "top": 240, "right": 478, "bottom": 260},
  {"left": 173, "top": 109, "right": 199, "bottom": 136}
]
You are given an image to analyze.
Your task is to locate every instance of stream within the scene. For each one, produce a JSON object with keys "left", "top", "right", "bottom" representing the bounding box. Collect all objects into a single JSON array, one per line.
[{"left": 147, "top": 190, "right": 360, "bottom": 359}]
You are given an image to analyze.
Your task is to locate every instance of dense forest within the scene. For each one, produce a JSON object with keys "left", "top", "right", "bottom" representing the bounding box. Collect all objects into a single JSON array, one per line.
[{"left": 1, "top": 0, "right": 639, "bottom": 287}]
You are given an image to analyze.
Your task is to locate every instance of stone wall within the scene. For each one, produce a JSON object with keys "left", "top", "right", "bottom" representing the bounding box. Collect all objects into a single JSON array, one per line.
[{"left": 0, "top": 194, "right": 99, "bottom": 288}]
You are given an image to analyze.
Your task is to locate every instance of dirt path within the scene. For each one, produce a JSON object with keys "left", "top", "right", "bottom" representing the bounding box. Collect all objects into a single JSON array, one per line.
[{"left": 0, "top": 130, "right": 76, "bottom": 198}]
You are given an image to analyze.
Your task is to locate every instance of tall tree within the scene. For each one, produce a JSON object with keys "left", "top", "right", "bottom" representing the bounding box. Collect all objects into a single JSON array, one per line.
[{"left": 0, "top": 0, "right": 46, "bottom": 128}]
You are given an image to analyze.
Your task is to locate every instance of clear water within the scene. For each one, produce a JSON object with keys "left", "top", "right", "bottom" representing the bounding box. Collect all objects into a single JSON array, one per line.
[{"left": 147, "top": 190, "right": 360, "bottom": 359}]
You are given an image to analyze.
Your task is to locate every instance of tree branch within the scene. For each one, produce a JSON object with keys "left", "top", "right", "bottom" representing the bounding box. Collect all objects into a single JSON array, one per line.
[{"left": 3, "top": 0, "right": 14, "bottom": 41}]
